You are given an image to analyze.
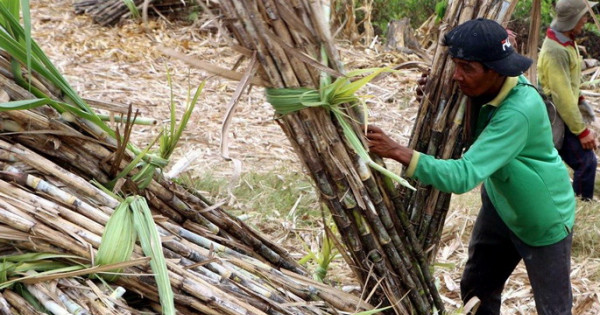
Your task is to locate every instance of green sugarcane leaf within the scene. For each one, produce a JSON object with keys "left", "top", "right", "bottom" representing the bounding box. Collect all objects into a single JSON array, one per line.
[
  {"left": 15, "top": 261, "right": 72, "bottom": 273},
  {"left": 300, "top": 101, "right": 328, "bottom": 107},
  {"left": 329, "top": 96, "right": 358, "bottom": 107},
  {"left": 122, "top": 0, "right": 141, "bottom": 19},
  {"left": 335, "top": 67, "right": 389, "bottom": 99},
  {"left": 130, "top": 197, "right": 175, "bottom": 315},
  {"left": 167, "top": 68, "right": 176, "bottom": 139},
  {"left": 265, "top": 66, "right": 414, "bottom": 190},
  {"left": 0, "top": 5, "right": 91, "bottom": 112},
  {"left": 95, "top": 199, "right": 136, "bottom": 282},
  {"left": 0, "top": 0, "right": 19, "bottom": 36},
  {"left": 351, "top": 305, "right": 394, "bottom": 315},
  {"left": 162, "top": 81, "right": 205, "bottom": 159},
  {"left": 335, "top": 110, "right": 415, "bottom": 190},
  {"left": 0, "top": 265, "right": 85, "bottom": 290},
  {"left": 21, "top": 0, "right": 31, "bottom": 86},
  {"left": 298, "top": 252, "right": 316, "bottom": 265},
  {"left": 0, "top": 253, "right": 83, "bottom": 264},
  {"left": 0, "top": 3, "right": 171, "bottom": 185},
  {"left": 108, "top": 139, "right": 155, "bottom": 187},
  {"left": 131, "top": 163, "right": 156, "bottom": 189},
  {"left": 368, "top": 160, "right": 415, "bottom": 190},
  {"left": 0, "top": 98, "right": 50, "bottom": 111}
]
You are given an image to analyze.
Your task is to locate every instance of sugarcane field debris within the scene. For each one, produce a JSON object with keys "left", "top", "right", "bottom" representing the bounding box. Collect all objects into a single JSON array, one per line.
[{"left": 0, "top": 0, "right": 599, "bottom": 314}]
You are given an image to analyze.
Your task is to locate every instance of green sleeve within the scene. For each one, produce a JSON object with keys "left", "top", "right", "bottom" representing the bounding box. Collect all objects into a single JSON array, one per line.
[{"left": 411, "top": 108, "right": 528, "bottom": 193}]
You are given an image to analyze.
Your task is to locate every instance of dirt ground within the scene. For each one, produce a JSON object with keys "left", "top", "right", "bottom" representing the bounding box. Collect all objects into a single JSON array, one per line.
[{"left": 29, "top": 1, "right": 600, "bottom": 314}]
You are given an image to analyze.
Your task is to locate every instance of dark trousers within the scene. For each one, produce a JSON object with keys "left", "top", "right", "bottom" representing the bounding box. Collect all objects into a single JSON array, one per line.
[
  {"left": 460, "top": 187, "right": 573, "bottom": 315},
  {"left": 559, "top": 128, "right": 597, "bottom": 200}
]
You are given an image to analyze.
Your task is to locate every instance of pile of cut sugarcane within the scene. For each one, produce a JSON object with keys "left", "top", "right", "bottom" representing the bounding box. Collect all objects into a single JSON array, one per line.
[
  {"left": 0, "top": 132, "right": 373, "bottom": 314},
  {"left": 73, "top": 0, "right": 207, "bottom": 26},
  {"left": 0, "top": 4, "right": 373, "bottom": 315}
]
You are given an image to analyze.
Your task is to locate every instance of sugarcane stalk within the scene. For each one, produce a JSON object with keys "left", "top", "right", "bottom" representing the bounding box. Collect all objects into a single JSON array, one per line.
[
  {"left": 0, "top": 292, "right": 12, "bottom": 315},
  {"left": 0, "top": 140, "right": 119, "bottom": 208},
  {"left": 0, "top": 169, "right": 110, "bottom": 228},
  {"left": 2, "top": 289, "right": 42, "bottom": 315},
  {"left": 225, "top": 254, "right": 373, "bottom": 313},
  {"left": 158, "top": 226, "right": 299, "bottom": 306},
  {"left": 24, "top": 278, "right": 71, "bottom": 315},
  {"left": 0, "top": 178, "right": 360, "bottom": 315},
  {"left": 0, "top": 164, "right": 334, "bottom": 313},
  {"left": 164, "top": 180, "right": 306, "bottom": 273}
]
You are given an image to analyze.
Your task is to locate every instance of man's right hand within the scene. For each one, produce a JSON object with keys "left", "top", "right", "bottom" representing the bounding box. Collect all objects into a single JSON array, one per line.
[
  {"left": 580, "top": 128, "right": 598, "bottom": 150},
  {"left": 366, "top": 125, "right": 413, "bottom": 166}
]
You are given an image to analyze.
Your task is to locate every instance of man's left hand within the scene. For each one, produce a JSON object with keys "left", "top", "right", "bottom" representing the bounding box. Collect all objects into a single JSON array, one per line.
[{"left": 580, "top": 128, "right": 598, "bottom": 150}]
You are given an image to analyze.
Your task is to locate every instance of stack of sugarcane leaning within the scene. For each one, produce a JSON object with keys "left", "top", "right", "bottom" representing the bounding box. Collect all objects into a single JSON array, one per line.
[
  {"left": 73, "top": 0, "right": 209, "bottom": 26},
  {"left": 199, "top": 0, "right": 516, "bottom": 314},
  {"left": 0, "top": 4, "right": 374, "bottom": 315},
  {"left": 210, "top": 0, "right": 441, "bottom": 313},
  {"left": 405, "top": 0, "right": 517, "bottom": 260}
]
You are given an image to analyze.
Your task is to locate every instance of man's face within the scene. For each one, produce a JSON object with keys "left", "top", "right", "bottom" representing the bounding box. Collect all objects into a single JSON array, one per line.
[
  {"left": 451, "top": 58, "right": 502, "bottom": 97},
  {"left": 571, "top": 14, "right": 589, "bottom": 36}
]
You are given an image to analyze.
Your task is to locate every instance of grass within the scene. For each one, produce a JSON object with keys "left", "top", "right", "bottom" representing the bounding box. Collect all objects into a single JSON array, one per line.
[
  {"left": 181, "top": 169, "right": 322, "bottom": 229},
  {"left": 181, "top": 168, "right": 365, "bottom": 285},
  {"left": 182, "top": 169, "right": 361, "bottom": 284},
  {"left": 573, "top": 199, "right": 600, "bottom": 259}
]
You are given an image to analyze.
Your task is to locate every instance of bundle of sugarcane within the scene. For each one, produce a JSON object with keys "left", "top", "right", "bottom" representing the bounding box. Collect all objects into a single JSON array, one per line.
[
  {"left": 403, "top": 0, "right": 517, "bottom": 261},
  {"left": 73, "top": 0, "right": 205, "bottom": 26},
  {"left": 0, "top": 159, "right": 371, "bottom": 314},
  {"left": 164, "top": 0, "right": 448, "bottom": 313},
  {"left": 0, "top": 4, "right": 374, "bottom": 314},
  {"left": 0, "top": 276, "right": 140, "bottom": 314},
  {"left": 0, "top": 88, "right": 303, "bottom": 276}
]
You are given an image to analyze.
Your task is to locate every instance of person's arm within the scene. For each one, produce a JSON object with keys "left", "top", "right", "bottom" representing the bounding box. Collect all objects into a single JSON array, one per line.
[
  {"left": 543, "top": 49, "right": 586, "bottom": 134},
  {"left": 366, "top": 125, "right": 413, "bottom": 165},
  {"left": 384, "top": 108, "right": 528, "bottom": 194},
  {"left": 544, "top": 49, "right": 598, "bottom": 149}
]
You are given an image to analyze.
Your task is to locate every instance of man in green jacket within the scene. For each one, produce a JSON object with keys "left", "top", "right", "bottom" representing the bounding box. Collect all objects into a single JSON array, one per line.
[
  {"left": 367, "top": 19, "right": 576, "bottom": 314},
  {"left": 537, "top": 0, "right": 598, "bottom": 200}
]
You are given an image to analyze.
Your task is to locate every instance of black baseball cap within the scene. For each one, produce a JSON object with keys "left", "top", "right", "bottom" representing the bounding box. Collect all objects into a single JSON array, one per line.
[{"left": 443, "top": 18, "right": 532, "bottom": 77}]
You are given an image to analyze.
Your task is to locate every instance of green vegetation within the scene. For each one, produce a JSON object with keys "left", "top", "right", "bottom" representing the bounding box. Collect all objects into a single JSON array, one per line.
[
  {"left": 366, "top": 0, "right": 442, "bottom": 33},
  {"left": 512, "top": 0, "right": 556, "bottom": 27},
  {"left": 183, "top": 169, "right": 350, "bottom": 280},
  {"left": 343, "top": 0, "right": 597, "bottom": 41},
  {"left": 184, "top": 170, "right": 322, "bottom": 228}
]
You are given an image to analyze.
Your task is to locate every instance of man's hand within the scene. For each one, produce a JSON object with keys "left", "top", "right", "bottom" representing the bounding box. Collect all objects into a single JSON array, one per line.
[
  {"left": 415, "top": 69, "right": 430, "bottom": 103},
  {"left": 580, "top": 128, "right": 598, "bottom": 150},
  {"left": 366, "top": 125, "right": 413, "bottom": 165},
  {"left": 506, "top": 29, "right": 518, "bottom": 48}
]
